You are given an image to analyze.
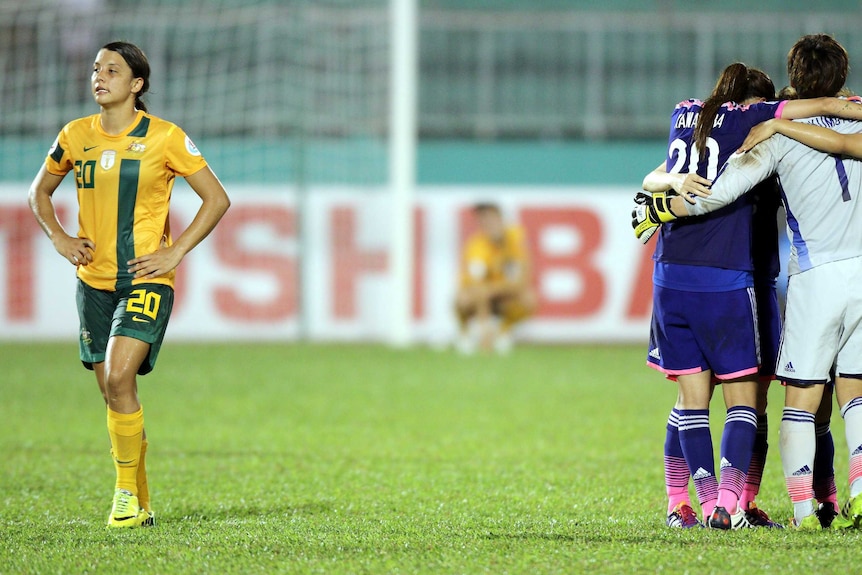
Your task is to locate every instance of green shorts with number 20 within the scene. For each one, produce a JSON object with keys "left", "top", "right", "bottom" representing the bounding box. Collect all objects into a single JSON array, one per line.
[{"left": 76, "top": 280, "right": 175, "bottom": 375}]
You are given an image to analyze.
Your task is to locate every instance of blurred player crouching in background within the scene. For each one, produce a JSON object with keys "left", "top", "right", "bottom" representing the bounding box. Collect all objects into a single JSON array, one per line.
[{"left": 454, "top": 203, "right": 536, "bottom": 354}]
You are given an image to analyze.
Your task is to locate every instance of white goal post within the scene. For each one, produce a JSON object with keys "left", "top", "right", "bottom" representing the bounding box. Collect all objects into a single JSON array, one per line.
[{"left": 387, "top": 0, "right": 419, "bottom": 347}]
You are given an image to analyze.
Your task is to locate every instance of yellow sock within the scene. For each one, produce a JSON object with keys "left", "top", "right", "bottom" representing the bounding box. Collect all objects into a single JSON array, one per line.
[
  {"left": 137, "top": 438, "right": 150, "bottom": 512},
  {"left": 106, "top": 407, "right": 144, "bottom": 494}
]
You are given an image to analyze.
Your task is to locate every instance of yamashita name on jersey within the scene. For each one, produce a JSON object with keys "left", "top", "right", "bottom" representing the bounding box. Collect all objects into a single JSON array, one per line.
[{"left": 674, "top": 110, "right": 726, "bottom": 130}]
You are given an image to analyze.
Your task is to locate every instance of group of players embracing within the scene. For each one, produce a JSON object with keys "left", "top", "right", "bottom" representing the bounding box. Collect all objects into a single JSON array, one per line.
[{"left": 633, "top": 33, "right": 862, "bottom": 530}]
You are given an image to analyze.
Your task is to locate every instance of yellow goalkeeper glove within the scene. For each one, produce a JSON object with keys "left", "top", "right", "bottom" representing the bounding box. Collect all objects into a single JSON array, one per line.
[{"left": 631, "top": 191, "right": 679, "bottom": 244}]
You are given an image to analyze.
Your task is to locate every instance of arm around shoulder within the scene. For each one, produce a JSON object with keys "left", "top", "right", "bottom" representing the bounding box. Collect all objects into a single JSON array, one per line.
[
  {"left": 821, "top": 97, "right": 862, "bottom": 122},
  {"left": 676, "top": 143, "right": 777, "bottom": 217},
  {"left": 760, "top": 120, "right": 862, "bottom": 157},
  {"left": 781, "top": 97, "right": 862, "bottom": 121},
  {"left": 642, "top": 162, "right": 712, "bottom": 198},
  {"left": 642, "top": 162, "right": 673, "bottom": 192}
]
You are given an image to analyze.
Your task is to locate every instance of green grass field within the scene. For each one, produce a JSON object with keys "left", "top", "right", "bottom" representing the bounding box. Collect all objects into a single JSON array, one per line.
[{"left": 2, "top": 342, "right": 860, "bottom": 574}]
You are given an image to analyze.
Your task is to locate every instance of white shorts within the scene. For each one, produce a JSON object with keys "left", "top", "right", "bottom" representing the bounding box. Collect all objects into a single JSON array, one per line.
[{"left": 777, "top": 256, "right": 862, "bottom": 385}]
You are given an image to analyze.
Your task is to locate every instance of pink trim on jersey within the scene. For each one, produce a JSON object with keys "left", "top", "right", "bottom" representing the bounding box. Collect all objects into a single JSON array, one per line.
[
  {"left": 723, "top": 101, "right": 749, "bottom": 111},
  {"left": 714, "top": 366, "right": 760, "bottom": 381},
  {"left": 723, "top": 100, "right": 775, "bottom": 112},
  {"left": 645, "top": 360, "right": 704, "bottom": 377},
  {"left": 646, "top": 360, "right": 758, "bottom": 382},
  {"left": 675, "top": 98, "right": 785, "bottom": 115}
]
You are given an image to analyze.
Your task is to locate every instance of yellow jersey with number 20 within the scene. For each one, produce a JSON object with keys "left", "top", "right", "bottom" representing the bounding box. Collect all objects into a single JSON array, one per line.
[{"left": 45, "top": 110, "right": 207, "bottom": 291}]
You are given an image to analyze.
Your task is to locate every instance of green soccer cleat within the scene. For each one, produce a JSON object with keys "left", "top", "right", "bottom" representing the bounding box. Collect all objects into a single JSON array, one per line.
[
  {"left": 140, "top": 510, "right": 156, "bottom": 527},
  {"left": 106, "top": 489, "right": 147, "bottom": 529},
  {"left": 841, "top": 494, "right": 862, "bottom": 528},
  {"left": 790, "top": 513, "right": 822, "bottom": 531},
  {"left": 829, "top": 513, "right": 854, "bottom": 530}
]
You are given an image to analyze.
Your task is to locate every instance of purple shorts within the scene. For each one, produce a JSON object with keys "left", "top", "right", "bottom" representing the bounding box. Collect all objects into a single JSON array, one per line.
[
  {"left": 647, "top": 285, "right": 760, "bottom": 380},
  {"left": 754, "top": 281, "right": 781, "bottom": 381}
]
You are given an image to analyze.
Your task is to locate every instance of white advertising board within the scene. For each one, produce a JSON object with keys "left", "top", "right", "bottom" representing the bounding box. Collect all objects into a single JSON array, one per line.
[{"left": 0, "top": 184, "right": 653, "bottom": 343}]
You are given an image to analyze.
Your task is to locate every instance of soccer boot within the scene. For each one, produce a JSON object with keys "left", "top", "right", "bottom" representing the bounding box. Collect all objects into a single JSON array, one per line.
[
  {"left": 666, "top": 502, "right": 703, "bottom": 528},
  {"left": 140, "top": 510, "right": 156, "bottom": 527},
  {"left": 744, "top": 502, "right": 784, "bottom": 528},
  {"left": 841, "top": 494, "right": 862, "bottom": 528},
  {"left": 790, "top": 513, "right": 822, "bottom": 530},
  {"left": 708, "top": 506, "right": 752, "bottom": 530},
  {"left": 816, "top": 501, "right": 840, "bottom": 529},
  {"left": 106, "top": 489, "right": 146, "bottom": 529}
]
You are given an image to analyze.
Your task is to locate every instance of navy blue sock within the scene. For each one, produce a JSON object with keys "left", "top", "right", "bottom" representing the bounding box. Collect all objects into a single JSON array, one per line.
[
  {"left": 813, "top": 422, "right": 837, "bottom": 504},
  {"left": 741, "top": 414, "right": 768, "bottom": 509},
  {"left": 716, "top": 406, "right": 758, "bottom": 512},
  {"left": 678, "top": 409, "right": 717, "bottom": 515},
  {"left": 665, "top": 408, "right": 691, "bottom": 511}
]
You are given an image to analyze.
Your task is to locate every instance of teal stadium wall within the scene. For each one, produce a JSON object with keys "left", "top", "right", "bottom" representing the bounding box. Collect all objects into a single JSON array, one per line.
[
  {"left": 112, "top": 0, "right": 862, "bottom": 12},
  {"left": 420, "top": 0, "right": 859, "bottom": 9},
  {"left": 0, "top": 138, "right": 664, "bottom": 186}
]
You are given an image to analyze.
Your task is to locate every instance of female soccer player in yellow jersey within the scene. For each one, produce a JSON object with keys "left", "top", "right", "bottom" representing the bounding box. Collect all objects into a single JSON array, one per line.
[
  {"left": 28, "top": 41, "right": 230, "bottom": 528},
  {"left": 455, "top": 203, "right": 536, "bottom": 354}
]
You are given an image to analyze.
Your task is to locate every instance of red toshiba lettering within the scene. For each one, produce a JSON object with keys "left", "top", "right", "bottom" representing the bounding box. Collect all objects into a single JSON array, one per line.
[
  {"left": 520, "top": 208, "right": 605, "bottom": 318},
  {"left": 213, "top": 206, "right": 297, "bottom": 321},
  {"left": 332, "top": 207, "right": 387, "bottom": 319},
  {"left": 1, "top": 205, "right": 57, "bottom": 321},
  {"left": 331, "top": 206, "right": 425, "bottom": 319}
]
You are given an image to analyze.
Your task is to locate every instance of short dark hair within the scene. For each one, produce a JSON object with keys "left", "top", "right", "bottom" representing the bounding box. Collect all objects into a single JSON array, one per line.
[
  {"left": 787, "top": 34, "right": 849, "bottom": 98},
  {"left": 473, "top": 202, "right": 501, "bottom": 215}
]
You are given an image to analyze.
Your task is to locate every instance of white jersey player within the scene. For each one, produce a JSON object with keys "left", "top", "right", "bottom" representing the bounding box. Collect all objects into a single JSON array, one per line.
[
  {"left": 687, "top": 115, "right": 862, "bottom": 276},
  {"left": 638, "top": 34, "right": 862, "bottom": 530}
]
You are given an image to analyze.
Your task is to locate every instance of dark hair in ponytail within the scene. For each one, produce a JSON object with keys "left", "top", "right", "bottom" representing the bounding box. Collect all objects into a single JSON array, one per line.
[
  {"left": 101, "top": 41, "right": 151, "bottom": 112},
  {"left": 693, "top": 62, "right": 776, "bottom": 154}
]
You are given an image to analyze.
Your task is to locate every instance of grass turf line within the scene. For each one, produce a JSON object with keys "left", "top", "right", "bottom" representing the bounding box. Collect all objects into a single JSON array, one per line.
[{"left": 0, "top": 342, "right": 859, "bottom": 574}]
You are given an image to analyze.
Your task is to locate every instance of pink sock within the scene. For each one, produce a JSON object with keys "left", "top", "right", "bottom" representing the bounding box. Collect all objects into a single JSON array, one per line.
[
  {"left": 842, "top": 398, "right": 862, "bottom": 497},
  {"left": 739, "top": 487, "right": 757, "bottom": 511},
  {"left": 715, "top": 488, "right": 740, "bottom": 515},
  {"left": 664, "top": 408, "right": 692, "bottom": 513},
  {"left": 668, "top": 493, "right": 691, "bottom": 514},
  {"left": 701, "top": 498, "right": 717, "bottom": 520},
  {"left": 821, "top": 493, "right": 839, "bottom": 507}
]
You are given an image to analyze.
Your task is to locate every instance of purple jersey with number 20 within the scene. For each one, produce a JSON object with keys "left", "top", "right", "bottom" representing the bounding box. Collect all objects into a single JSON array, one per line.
[{"left": 654, "top": 99, "right": 786, "bottom": 271}]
